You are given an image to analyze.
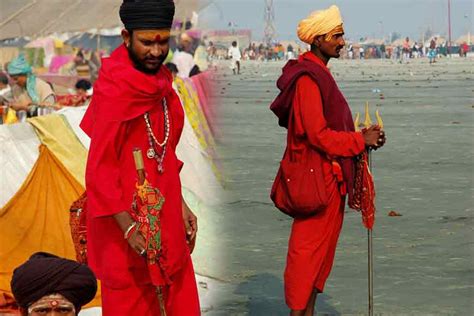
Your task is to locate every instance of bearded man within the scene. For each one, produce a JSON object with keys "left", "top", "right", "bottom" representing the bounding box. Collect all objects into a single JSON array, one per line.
[
  {"left": 270, "top": 5, "right": 386, "bottom": 315},
  {"left": 80, "top": 0, "right": 200, "bottom": 315}
]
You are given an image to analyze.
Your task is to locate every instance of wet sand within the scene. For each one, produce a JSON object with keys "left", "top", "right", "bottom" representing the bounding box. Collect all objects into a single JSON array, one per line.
[{"left": 208, "top": 56, "right": 474, "bottom": 315}]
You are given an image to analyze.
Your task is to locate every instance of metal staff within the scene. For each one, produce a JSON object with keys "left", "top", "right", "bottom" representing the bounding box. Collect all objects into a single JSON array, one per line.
[{"left": 356, "top": 102, "right": 383, "bottom": 316}]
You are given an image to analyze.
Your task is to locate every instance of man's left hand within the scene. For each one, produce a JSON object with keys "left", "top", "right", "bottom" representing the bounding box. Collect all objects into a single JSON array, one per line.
[{"left": 182, "top": 205, "right": 198, "bottom": 253}]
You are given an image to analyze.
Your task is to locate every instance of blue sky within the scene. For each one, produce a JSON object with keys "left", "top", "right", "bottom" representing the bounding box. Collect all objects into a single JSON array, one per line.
[{"left": 200, "top": 0, "right": 473, "bottom": 42}]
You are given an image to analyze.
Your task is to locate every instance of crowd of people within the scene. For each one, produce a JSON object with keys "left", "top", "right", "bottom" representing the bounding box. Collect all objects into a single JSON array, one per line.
[
  {"left": 205, "top": 35, "right": 472, "bottom": 77},
  {"left": 240, "top": 42, "right": 304, "bottom": 61},
  {"left": 344, "top": 37, "right": 471, "bottom": 63},
  {"left": 206, "top": 41, "right": 304, "bottom": 62}
]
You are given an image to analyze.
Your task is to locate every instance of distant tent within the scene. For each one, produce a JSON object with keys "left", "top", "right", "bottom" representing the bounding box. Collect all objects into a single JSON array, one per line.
[
  {"left": 65, "top": 33, "right": 122, "bottom": 53},
  {"left": 455, "top": 34, "right": 473, "bottom": 45},
  {"left": 359, "top": 38, "right": 385, "bottom": 45},
  {"left": 391, "top": 38, "right": 406, "bottom": 46},
  {"left": 0, "top": 0, "right": 212, "bottom": 40},
  {"left": 0, "top": 37, "right": 30, "bottom": 47}
]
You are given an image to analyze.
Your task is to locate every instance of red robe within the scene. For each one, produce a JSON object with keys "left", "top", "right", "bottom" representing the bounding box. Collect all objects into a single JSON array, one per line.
[
  {"left": 284, "top": 52, "right": 365, "bottom": 310},
  {"left": 81, "top": 45, "right": 199, "bottom": 315}
]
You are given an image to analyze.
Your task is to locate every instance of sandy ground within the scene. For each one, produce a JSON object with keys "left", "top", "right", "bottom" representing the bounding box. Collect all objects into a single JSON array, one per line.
[{"left": 208, "top": 55, "right": 474, "bottom": 315}]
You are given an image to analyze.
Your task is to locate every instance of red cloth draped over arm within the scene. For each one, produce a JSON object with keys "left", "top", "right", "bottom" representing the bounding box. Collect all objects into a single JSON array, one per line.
[
  {"left": 294, "top": 75, "right": 365, "bottom": 157},
  {"left": 85, "top": 120, "right": 129, "bottom": 218}
]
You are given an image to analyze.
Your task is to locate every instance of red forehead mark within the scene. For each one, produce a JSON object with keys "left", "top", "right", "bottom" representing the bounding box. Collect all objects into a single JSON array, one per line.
[
  {"left": 155, "top": 34, "right": 161, "bottom": 42},
  {"left": 51, "top": 300, "right": 58, "bottom": 307}
]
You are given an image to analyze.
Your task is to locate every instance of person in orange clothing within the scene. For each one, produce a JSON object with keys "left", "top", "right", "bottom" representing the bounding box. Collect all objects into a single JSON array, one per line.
[
  {"left": 270, "top": 5, "right": 386, "bottom": 316},
  {"left": 80, "top": 1, "right": 200, "bottom": 315}
]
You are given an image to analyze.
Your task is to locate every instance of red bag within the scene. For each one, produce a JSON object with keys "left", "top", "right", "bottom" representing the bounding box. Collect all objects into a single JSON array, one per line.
[{"left": 270, "top": 107, "right": 328, "bottom": 218}]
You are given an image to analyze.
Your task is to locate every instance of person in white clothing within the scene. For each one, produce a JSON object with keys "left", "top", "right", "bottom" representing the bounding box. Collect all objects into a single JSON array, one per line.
[
  {"left": 172, "top": 33, "right": 197, "bottom": 78},
  {"left": 228, "top": 41, "right": 241, "bottom": 75}
]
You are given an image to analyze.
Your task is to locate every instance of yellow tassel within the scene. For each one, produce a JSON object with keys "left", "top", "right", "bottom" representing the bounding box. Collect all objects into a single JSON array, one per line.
[
  {"left": 363, "top": 101, "right": 372, "bottom": 128},
  {"left": 354, "top": 112, "right": 360, "bottom": 131},
  {"left": 375, "top": 109, "right": 384, "bottom": 129}
]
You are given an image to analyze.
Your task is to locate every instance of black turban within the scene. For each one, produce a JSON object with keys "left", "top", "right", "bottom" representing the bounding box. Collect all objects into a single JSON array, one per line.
[
  {"left": 10, "top": 252, "right": 97, "bottom": 313},
  {"left": 120, "top": 0, "right": 175, "bottom": 31}
]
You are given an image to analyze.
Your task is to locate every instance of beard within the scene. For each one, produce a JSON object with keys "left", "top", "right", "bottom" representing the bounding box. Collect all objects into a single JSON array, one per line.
[{"left": 127, "top": 44, "right": 166, "bottom": 75}]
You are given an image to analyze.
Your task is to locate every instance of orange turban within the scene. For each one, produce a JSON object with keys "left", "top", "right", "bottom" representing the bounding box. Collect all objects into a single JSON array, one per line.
[{"left": 297, "top": 5, "right": 344, "bottom": 45}]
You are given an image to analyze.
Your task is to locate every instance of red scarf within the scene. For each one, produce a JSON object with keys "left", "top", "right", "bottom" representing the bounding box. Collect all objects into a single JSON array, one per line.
[{"left": 81, "top": 44, "right": 174, "bottom": 136}]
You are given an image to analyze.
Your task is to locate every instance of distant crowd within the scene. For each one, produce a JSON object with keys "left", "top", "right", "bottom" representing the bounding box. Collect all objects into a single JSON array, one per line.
[{"left": 347, "top": 37, "right": 471, "bottom": 64}]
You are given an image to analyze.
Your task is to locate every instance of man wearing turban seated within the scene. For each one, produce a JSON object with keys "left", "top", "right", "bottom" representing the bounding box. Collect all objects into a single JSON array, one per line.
[
  {"left": 7, "top": 55, "right": 56, "bottom": 115},
  {"left": 80, "top": 0, "right": 200, "bottom": 315},
  {"left": 270, "top": 5, "right": 386, "bottom": 315},
  {"left": 10, "top": 252, "right": 97, "bottom": 316}
]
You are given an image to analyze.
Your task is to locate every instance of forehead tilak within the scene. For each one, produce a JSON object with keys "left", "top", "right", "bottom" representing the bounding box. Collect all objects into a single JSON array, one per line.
[
  {"left": 28, "top": 294, "right": 75, "bottom": 313},
  {"left": 134, "top": 30, "right": 171, "bottom": 42}
]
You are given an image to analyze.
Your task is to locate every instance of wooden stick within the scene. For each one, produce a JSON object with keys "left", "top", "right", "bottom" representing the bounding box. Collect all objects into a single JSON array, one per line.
[{"left": 133, "top": 148, "right": 146, "bottom": 185}]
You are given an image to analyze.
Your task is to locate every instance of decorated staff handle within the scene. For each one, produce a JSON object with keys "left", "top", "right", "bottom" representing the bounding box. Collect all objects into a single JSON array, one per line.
[
  {"left": 133, "top": 148, "right": 146, "bottom": 185},
  {"left": 360, "top": 101, "right": 384, "bottom": 130},
  {"left": 354, "top": 102, "right": 384, "bottom": 150}
]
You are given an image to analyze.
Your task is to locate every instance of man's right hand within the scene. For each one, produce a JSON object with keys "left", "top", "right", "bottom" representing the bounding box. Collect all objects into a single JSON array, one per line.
[
  {"left": 113, "top": 211, "right": 147, "bottom": 257},
  {"left": 362, "top": 125, "right": 386, "bottom": 149},
  {"left": 127, "top": 229, "right": 147, "bottom": 256}
]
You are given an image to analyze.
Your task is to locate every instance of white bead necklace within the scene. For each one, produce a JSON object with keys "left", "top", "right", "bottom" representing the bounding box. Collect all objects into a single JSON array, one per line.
[{"left": 144, "top": 98, "right": 170, "bottom": 173}]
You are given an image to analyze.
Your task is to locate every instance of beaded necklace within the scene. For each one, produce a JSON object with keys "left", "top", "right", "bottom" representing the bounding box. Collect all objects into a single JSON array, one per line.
[{"left": 144, "top": 98, "right": 170, "bottom": 173}]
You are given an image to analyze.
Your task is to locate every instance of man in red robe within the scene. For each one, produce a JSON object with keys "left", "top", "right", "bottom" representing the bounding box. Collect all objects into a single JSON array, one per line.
[
  {"left": 80, "top": 1, "right": 200, "bottom": 315},
  {"left": 270, "top": 5, "right": 386, "bottom": 315}
]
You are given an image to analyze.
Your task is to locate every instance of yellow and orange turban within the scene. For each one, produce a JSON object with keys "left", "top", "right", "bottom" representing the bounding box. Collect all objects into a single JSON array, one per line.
[{"left": 297, "top": 5, "right": 344, "bottom": 45}]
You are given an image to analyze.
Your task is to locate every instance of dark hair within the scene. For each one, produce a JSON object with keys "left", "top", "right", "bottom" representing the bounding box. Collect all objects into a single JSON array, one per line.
[
  {"left": 165, "top": 62, "right": 178, "bottom": 74},
  {"left": 189, "top": 64, "right": 201, "bottom": 77},
  {"left": 75, "top": 79, "right": 92, "bottom": 91},
  {"left": 0, "top": 72, "right": 8, "bottom": 85},
  {"left": 232, "top": 41, "right": 237, "bottom": 47}
]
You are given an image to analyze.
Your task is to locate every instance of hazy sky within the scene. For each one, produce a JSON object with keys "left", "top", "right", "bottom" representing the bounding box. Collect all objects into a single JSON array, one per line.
[{"left": 200, "top": 0, "right": 473, "bottom": 42}]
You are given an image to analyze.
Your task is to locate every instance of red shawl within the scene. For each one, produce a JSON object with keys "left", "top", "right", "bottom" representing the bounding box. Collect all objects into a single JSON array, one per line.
[
  {"left": 81, "top": 44, "right": 174, "bottom": 135},
  {"left": 270, "top": 53, "right": 358, "bottom": 204}
]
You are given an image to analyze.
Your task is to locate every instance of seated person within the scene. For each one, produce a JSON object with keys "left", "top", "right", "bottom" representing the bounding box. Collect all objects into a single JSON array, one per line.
[
  {"left": 11, "top": 252, "right": 97, "bottom": 316},
  {"left": 75, "top": 79, "right": 93, "bottom": 97},
  {"left": 56, "top": 79, "right": 93, "bottom": 107},
  {"left": 7, "top": 55, "right": 56, "bottom": 116},
  {"left": 67, "top": 50, "right": 99, "bottom": 82}
]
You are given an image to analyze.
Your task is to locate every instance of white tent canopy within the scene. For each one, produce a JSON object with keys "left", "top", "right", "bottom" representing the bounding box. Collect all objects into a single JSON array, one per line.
[{"left": 0, "top": 0, "right": 211, "bottom": 40}]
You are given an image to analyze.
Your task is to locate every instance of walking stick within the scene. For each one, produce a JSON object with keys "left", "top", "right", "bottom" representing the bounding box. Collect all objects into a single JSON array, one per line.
[
  {"left": 358, "top": 102, "right": 383, "bottom": 316},
  {"left": 363, "top": 102, "right": 374, "bottom": 316},
  {"left": 367, "top": 158, "right": 374, "bottom": 316}
]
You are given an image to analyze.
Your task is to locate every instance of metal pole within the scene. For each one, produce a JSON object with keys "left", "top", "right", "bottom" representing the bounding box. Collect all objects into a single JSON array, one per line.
[
  {"left": 97, "top": 30, "right": 101, "bottom": 53},
  {"left": 466, "top": 14, "right": 472, "bottom": 46},
  {"left": 448, "top": 0, "right": 452, "bottom": 56},
  {"left": 368, "top": 150, "right": 374, "bottom": 316},
  {"left": 368, "top": 229, "right": 373, "bottom": 316}
]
